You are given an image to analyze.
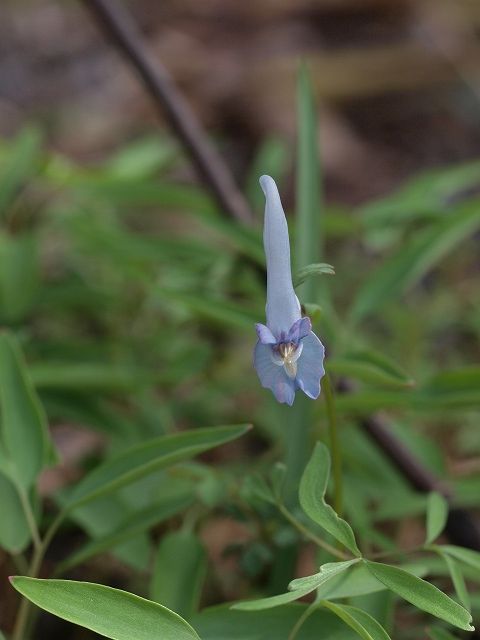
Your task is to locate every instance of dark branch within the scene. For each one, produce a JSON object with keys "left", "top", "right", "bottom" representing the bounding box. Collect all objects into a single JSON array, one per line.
[{"left": 81, "top": 0, "right": 253, "bottom": 225}]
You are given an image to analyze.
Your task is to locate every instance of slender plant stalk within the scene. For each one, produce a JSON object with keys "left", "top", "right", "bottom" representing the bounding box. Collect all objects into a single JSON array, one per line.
[
  {"left": 277, "top": 503, "right": 348, "bottom": 560},
  {"left": 321, "top": 372, "right": 343, "bottom": 516},
  {"left": 15, "top": 483, "right": 41, "bottom": 553},
  {"left": 287, "top": 602, "right": 319, "bottom": 640},
  {"left": 12, "top": 512, "right": 65, "bottom": 640}
]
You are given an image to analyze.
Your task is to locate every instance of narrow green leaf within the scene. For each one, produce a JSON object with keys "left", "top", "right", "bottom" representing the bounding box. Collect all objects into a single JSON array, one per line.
[
  {"left": 161, "top": 290, "right": 257, "bottom": 331},
  {"left": 30, "top": 362, "right": 147, "bottom": 392},
  {"left": 105, "top": 135, "right": 178, "bottom": 179},
  {"left": 320, "top": 600, "right": 391, "bottom": 640},
  {"left": 0, "top": 470, "right": 31, "bottom": 553},
  {"left": 328, "top": 349, "right": 414, "bottom": 390},
  {"left": 0, "top": 332, "right": 50, "bottom": 486},
  {"left": 283, "top": 63, "right": 324, "bottom": 504},
  {"left": 442, "top": 554, "right": 470, "bottom": 611},
  {"left": 151, "top": 531, "right": 207, "bottom": 619},
  {"left": 233, "top": 559, "right": 358, "bottom": 611},
  {"left": 440, "top": 545, "right": 480, "bottom": 572},
  {"left": 0, "top": 232, "right": 39, "bottom": 323},
  {"left": 66, "top": 425, "right": 250, "bottom": 510},
  {"left": 295, "top": 63, "right": 322, "bottom": 301},
  {"left": 58, "top": 493, "right": 193, "bottom": 573},
  {"left": 351, "top": 200, "right": 480, "bottom": 322},
  {"left": 365, "top": 561, "right": 473, "bottom": 631},
  {"left": 359, "top": 160, "right": 480, "bottom": 228},
  {"left": 195, "top": 602, "right": 359, "bottom": 640},
  {"left": 426, "top": 493, "right": 449, "bottom": 544},
  {"left": 425, "top": 366, "right": 480, "bottom": 393},
  {"left": 231, "top": 585, "right": 314, "bottom": 611},
  {"left": 243, "top": 474, "right": 275, "bottom": 505},
  {"left": 10, "top": 577, "right": 200, "bottom": 640},
  {"left": 315, "top": 562, "right": 427, "bottom": 600},
  {"left": 288, "top": 559, "right": 360, "bottom": 591},
  {"left": 293, "top": 263, "right": 335, "bottom": 288},
  {"left": 0, "top": 126, "right": 42, "bottom": 217},
  {"left": 299, "top": 442, "right": 361, "bottom": 556}
]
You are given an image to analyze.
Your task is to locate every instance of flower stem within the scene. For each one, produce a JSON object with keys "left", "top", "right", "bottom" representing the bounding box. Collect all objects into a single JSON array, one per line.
[
  {"left": 321, "top": 372, "right": 343, "bottom": 516},
  {"left": 283, "top": 397, "right": 311, "bottom": 505}
]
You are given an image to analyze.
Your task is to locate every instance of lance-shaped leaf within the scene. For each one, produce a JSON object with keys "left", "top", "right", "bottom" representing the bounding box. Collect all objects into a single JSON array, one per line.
[
  {"left": 320, "top": 600, "right": 391, "bottom": 640},
  {"left": 439, "top": 545, "right": 480, "bottom": 572},
  {"left": 151, "top": 531, "right": 207, "bottom": 619},
  {"left": 232, "top": 559, "right": 358, "bottom": 611},
  {"left": 0, "top": 470, "right": 31, "bottom": 553},
  {"left": 10, "top": 578, "right": 200, "bottom": 640},
  {"left": 365, "top": 561, "right": 473, "bottom": 631},
  {"left": 65, "top": 424, "right": 250, "bottom": 511},
  {"left": 425, "top": 492, "right": 449, "bottom": 544},
  {"left": 293, "top": 263, "right": 335, "bottom": 289},
  {"left": 58, "top": 492, "right": 193, "bottom": 573},
  {"left": 299, "top": 442, "right": 361, "bottom": 556},
  {"left": 0, "top": 331, "right": 50, "bottom": 487}
]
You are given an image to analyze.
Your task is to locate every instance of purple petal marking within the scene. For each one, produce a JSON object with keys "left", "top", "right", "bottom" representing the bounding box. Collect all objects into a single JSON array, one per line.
[
  {"left": 287, "top": 317, "right": 312, "bottom": 345},
  {"left": 256, "top": 323, "right": 277, "bottom": 345},
  {"left": 295, "top": 331, "right": 325, "bottom": 399},
  {"left": 254, "top": 341, "right": 296, "bottom": 405},
  {"left": 260, "top": 175, "right": 301, "bottom": 337}
]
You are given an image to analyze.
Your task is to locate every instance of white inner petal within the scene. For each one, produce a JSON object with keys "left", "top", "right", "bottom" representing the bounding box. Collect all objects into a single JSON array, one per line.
[{"left": 270, "top": 342, "right": 303, "bottom": 379}]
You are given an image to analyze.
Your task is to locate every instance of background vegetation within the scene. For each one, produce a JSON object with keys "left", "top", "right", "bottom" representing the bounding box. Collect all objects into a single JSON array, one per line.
[{"left": 0, "top": 1, "right": 480, "bottom": 638}]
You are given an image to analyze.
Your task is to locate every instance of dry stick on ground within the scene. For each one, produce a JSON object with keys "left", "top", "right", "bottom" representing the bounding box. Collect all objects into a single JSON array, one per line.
[
  {"left": 82, "top": 0, "right": 253, "bottom": 225},
  {"left": 81, "top": 0, "right": 480, "bottom": 552}
]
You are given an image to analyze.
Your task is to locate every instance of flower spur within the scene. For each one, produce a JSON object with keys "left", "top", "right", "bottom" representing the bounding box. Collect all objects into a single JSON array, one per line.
[{"left": 254, "top": 175, "right": 325, "bottom": 405}]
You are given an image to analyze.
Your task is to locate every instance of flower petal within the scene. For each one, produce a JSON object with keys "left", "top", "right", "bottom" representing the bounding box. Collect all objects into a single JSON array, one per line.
[
  {"left": 260, "top": 175, "right": 301, "bottom": 337},
  {"left": 254, "top": 341, "right": 296, "bottom": 405},
  {"left": 287, "top": 317, "right": 312, "bottom": 345},
  {"left": 296, "top": 331, "right": 325, "bottom": 399},
  {"left": 255, "top": 323, "right": 277, "bottom": 345}
]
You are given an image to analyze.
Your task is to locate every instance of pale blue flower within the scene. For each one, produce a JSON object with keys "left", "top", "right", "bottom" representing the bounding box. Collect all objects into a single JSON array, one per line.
[{"left": 254, "top": 175, "right": 325, "bottom": 406}]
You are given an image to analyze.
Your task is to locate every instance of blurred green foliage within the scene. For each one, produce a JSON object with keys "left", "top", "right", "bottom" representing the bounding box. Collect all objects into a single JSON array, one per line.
[{"left": 1, "top": 101, "right": 480, "bottom": 639}]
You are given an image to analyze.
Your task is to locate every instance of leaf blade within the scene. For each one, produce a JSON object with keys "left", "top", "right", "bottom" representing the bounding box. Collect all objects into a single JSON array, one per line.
[
  {"left": 320, "top": 601, "right": 391, "bottom": 640},
  {"left": 426, "top": 492, "right": 449, "bottom": 544},
  {"left": 10, "top": 577, "right": 200, "bottom": 640},
  {"left": 365, "top": 561, "right": 473, "bottom": 631},
  {"left": 299, "top": 442, "right": 361, "bottom": 555},
  {"left": 0, "top": 332, "right": 50, "bottom": 486},
  {"left": 66, "top": 424, "right": 249, "bottom": 510}
]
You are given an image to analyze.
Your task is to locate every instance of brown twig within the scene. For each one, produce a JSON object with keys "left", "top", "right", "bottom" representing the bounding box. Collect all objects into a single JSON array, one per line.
[{"left": 81, "top": 0, "right": 253, "bottom": 225}]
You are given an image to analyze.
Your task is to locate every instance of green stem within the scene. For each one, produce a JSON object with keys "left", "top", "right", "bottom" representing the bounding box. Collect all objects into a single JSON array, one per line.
[
  {"left": 284, "top": 397, "right": 311, "bottom": 505},
  {"left": 321, "top": 372, "right": 343, "bottom": 516},
  {"left": 278, "top": 503, "right": 348, "bottom": 560},
  {"left": 16, "top": 483, "right": 41, "bottom": 553},
  {"left": 12, "top": 512, "right": 64, "bottom": 640},
  {"left": 288, "top": 602, "right": 319, "bottom": 640}
]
